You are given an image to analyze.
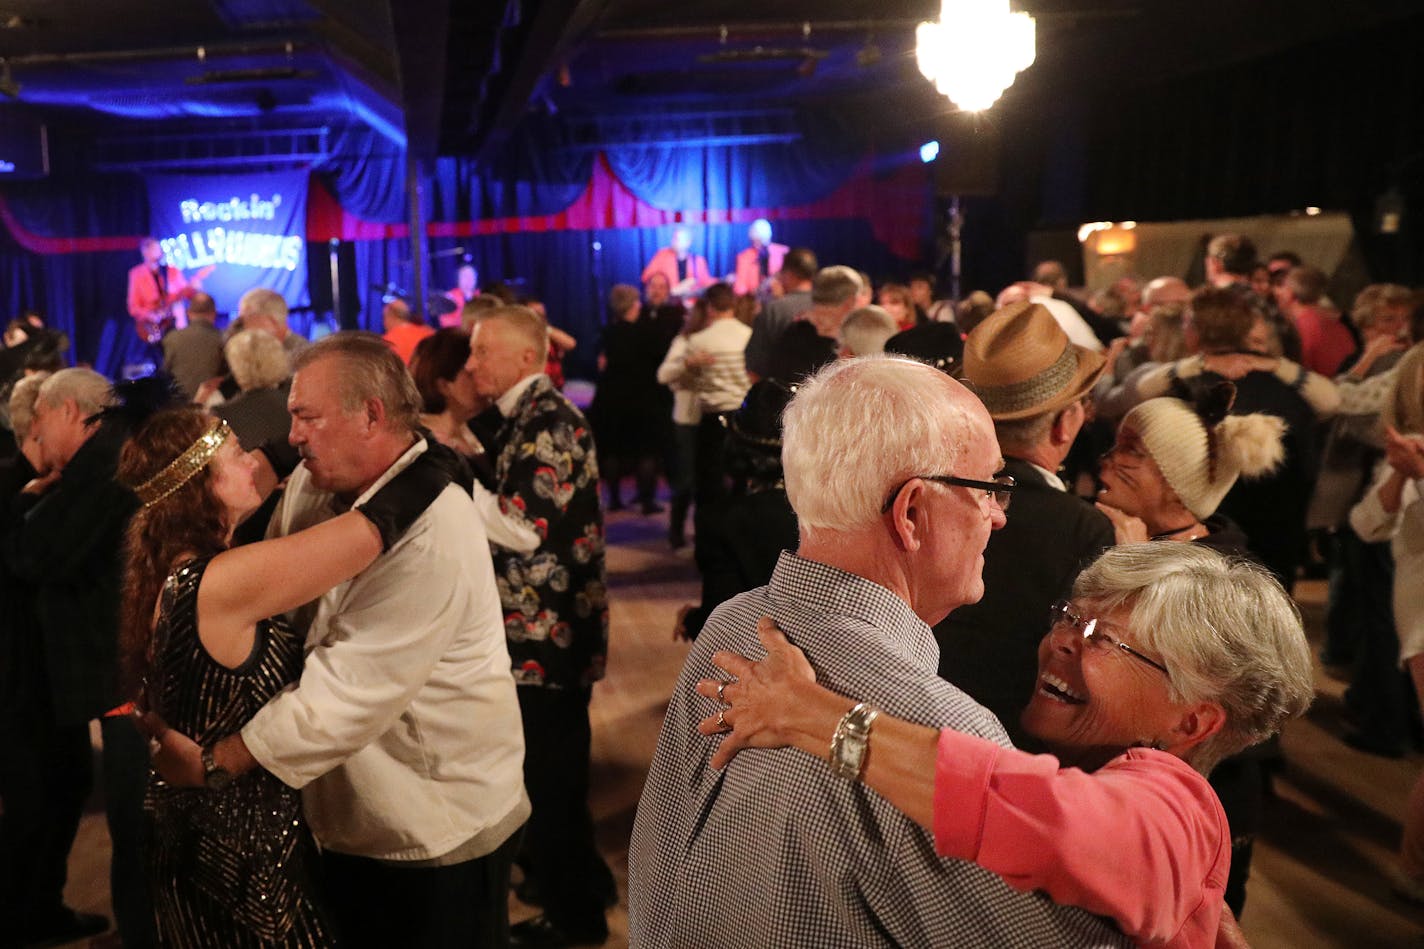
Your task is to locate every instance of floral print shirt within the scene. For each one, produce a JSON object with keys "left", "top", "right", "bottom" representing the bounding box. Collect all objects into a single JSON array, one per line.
[{"left": 491, "top": 375, "right": 608, "bottom": 689}]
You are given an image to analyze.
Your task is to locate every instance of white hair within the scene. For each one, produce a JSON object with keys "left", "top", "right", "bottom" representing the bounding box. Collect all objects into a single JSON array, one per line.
[
  {"left": 749, "top": 219, "right": 772, "bottom": 243},
  {"left": 37, "top": 367, "right": 111, "bottom": 416},
  {"left": 840, "top": 306, "right": 899, "bottom": 357},
  {"left": 238, "top": 287, "right": 290, "bottom": 327},
  {"left": 7, "top": 371, "right": 50, "bottom": 437},
  {"left": 476, "top": 305, "right": 549, "bottom": 358},
  {"left": 782, "top": 355, "right": 974, "bottom": 533},
  {"left": 811, "top": 266, "right": 864, "bottom": 307},
  {"left": 1072, "top": 542, "right": 1314, "bottom": 775},
  {"left": 225, "top": 330, "right": 291, "bottom": 391}
]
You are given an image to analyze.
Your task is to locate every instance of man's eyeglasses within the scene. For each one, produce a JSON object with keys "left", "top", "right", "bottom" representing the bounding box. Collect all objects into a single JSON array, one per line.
[
  {"left": 1048, "top": 600, "right": 1170, "bottom": 676},
  {"left": 880, "top": 474, "right": 1017, "bottom": 514}
]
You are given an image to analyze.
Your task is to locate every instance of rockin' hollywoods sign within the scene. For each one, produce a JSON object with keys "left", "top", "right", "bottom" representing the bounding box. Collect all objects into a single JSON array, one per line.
[{"left": 147, "top": 169, "right": 309, "bottom": 312}]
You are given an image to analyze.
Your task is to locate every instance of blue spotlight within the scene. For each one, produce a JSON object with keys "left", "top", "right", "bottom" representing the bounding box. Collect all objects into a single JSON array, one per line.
[{"left": 920, "top": 140, "right": 940, "bottom": 163}]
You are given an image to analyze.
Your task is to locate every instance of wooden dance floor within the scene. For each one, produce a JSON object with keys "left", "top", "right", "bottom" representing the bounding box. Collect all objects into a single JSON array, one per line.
[{"left": 59, "top": 506, "right": 1424, "bottom": 947}]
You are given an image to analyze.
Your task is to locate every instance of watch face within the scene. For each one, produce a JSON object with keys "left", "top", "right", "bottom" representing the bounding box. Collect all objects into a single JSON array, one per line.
[{"left": 202, "top": 748, "right": 233, "bottom": 791}]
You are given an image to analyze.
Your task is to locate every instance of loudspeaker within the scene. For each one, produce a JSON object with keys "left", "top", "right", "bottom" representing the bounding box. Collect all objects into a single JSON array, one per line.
[
  {"left": 933, "top": 114, "right": 999, "bottom": 197},
  {"left": 0, "top": 106, "right": 49, "bottom": 180}
]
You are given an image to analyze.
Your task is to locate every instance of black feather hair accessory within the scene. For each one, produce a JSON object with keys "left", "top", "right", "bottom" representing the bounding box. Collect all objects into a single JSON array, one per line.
[
  {"left": 1192, "top": 381, "right": 1236, "bottom": 481},
  {"left": 88, "top": 372, "right": 186, "bottom": 431}
]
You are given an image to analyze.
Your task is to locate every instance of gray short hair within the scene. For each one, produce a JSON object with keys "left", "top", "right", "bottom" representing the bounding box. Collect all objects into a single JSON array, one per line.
[
  {"left": 238, "top": 287, "right": 290, "bottom": 327},
  {"left": 38, "top": 367, "right": 111, "bottom": 416},
  {"left": 7, "top": 372, "right": 50, "bottom": 438},
  {"left": 293, "top": 332, "right": 421, "bottom": 434},
  {"left": 475, "top": 305, "right": 550, "bottom": 357},
  {"left": 782, "top": 355, "right": 973, "bottom": 533},
  {"left": 811, "top": 266, "right": 864, "bottom": 307},
  {"left": 993, "top": 411, "right": 1056, "bottom": 453},
  {"left": 225, "top": 330, "right": 291, "bottom": 391},
  {"left": 840, "top": 306, "right": 899, "bottom": 357},
  {"left": 1072, "top": 543, "right": 1314, "bottom": 775}
]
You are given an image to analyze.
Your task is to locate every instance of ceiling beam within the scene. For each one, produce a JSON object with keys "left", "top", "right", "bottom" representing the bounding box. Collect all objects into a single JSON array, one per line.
[
  {"left": 388, "top": 0, "right": 450, "bottom": 166},
  {"left": 469, "top": 0, "right": 617, "bottom": 167}
]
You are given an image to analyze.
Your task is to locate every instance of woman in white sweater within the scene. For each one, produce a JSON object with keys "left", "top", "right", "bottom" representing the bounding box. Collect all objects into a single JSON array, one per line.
[{"left": 1349, "top": 342, "right": 1424, "bottom": 901}]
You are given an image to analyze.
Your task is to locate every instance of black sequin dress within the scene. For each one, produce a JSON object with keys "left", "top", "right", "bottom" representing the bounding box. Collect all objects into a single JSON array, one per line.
[{"left": 144, "top": 557, "right": 334, "bottom": 947}]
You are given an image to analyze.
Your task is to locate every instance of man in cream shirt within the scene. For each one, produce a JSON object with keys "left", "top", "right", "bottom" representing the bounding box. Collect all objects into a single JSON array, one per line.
[{"left": 164, "top": 332, "right": 528, "bottom": 948}]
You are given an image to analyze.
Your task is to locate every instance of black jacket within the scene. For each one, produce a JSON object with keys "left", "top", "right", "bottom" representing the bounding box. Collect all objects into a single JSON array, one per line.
[
  {"left": 934, "top": 457, "right": 1113, "bottom": 749},
  {"left": 0, "top": 421, "right": 137, "bottom": 724}
]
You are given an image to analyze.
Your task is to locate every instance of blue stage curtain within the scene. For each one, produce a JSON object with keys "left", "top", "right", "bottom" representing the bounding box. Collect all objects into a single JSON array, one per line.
[
  {"left": 0, "top": 165, "right": 148, "bottom": 377},
  {"left": 315, "top": 125, "right": 408, "bottom": 224},
  {"left": 603, "top": 112, "right": 862, "bottom": 212},
  {"left": 431, "top": 116, "right": 593, "bottom": 222}
]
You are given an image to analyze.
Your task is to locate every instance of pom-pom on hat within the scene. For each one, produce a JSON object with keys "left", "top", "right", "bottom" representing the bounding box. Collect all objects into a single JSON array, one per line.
[{"left": 1123, "top": 383, "right": 1287, "bottom": 519}]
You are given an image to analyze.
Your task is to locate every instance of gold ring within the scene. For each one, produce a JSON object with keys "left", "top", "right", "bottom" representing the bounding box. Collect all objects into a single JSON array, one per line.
[{"left": 716, "top": 708, "right": 729, "bottom": 731}]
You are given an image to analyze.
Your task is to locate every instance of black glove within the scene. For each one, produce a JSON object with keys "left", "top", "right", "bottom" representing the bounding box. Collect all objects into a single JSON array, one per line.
[
  {"left": 465, "top": 450, "right": 498, "bottom": 494},
  {"left": 257, "top": 436, "right": 301, "bottom": 481},
  {"left": 355, "top": 447, "right": 456, "bottom": 551},
  {"left": 414, "top": 429, "right": 476, "bottom": 495}
]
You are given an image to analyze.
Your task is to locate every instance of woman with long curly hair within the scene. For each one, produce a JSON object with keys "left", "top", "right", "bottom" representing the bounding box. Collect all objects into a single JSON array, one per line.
[{"left": 118, "top": 404, "right": 451, "bottom": 947}]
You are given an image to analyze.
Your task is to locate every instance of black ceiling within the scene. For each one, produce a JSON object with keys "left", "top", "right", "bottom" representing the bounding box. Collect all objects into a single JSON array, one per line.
[{"left": 0, "top": 0, "right": 1420, "bottom": 168}]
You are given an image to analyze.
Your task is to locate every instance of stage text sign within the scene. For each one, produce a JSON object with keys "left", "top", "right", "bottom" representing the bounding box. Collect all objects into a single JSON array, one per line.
[{"left": 147, "top": 170, "right": 309, "bottom": 312}]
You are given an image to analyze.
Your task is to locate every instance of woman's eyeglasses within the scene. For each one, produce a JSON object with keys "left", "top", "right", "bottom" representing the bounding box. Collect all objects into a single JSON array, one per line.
[{"left": 1048, "top": 600, "right": 1170, "bottom": 676}]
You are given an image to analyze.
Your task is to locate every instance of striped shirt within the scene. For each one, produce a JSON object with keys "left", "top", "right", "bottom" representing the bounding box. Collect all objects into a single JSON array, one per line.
[
  {"left": 686, "top": 317, "right": 752, "bottom": 413},
  {"left": 629, "top": 551, "right": 1130, "bottom": 948}
]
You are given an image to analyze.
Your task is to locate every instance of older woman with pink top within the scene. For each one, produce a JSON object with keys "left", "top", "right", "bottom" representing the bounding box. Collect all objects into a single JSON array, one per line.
[{"left": 698, "top": 542, "right": 1313, "bottom": 948}]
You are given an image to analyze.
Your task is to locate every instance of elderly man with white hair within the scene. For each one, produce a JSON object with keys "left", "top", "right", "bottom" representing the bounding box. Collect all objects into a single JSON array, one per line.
[
  {"left": 629, "top": 355, "right": 1129, "bottom": 948},
  {"left": 838, "top": 305, "right": 899, "bottom": 358},
  {"left": 0, "top": 368, "right": 156, "bottom": 946},
  {"left": 732, "top": 218, "right": 788, "bottom": 296},
  {"left": 238, "top": 286, "right": 307, "bottom": 357}
]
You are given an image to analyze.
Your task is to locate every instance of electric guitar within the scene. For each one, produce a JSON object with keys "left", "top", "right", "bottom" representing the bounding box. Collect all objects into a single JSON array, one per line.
[{"left": 134, "top": 264, "right": 216, "bottom": 343}]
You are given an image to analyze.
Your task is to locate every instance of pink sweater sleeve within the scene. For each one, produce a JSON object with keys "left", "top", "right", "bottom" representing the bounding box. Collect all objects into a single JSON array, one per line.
[{"left": 933, "top": 729, "right": 1229, "bottom": 946}]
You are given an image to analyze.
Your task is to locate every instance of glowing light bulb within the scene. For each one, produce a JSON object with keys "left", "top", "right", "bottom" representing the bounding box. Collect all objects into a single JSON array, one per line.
[{"left": 916, "top": 0, "right": 1036, "bottom": 112}]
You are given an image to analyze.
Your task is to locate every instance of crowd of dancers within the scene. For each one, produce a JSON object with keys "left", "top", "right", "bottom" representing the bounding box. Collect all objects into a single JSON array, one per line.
[{"left": 0, "top": 222, "right": 1420, "bottom": 948}]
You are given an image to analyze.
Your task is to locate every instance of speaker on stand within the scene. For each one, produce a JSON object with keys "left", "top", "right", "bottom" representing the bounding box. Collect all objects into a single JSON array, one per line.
[{"left": 931, "top": 115, "right": 1001, "bottom": 303}]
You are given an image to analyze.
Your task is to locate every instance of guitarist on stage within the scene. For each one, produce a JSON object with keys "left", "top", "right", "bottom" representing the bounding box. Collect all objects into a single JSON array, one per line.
[
  {"left": 641, "top": 226, "right": 712, "bottom": 303},
  {"left": 125, "top": 236, "right": 214, "bottom": 344}
]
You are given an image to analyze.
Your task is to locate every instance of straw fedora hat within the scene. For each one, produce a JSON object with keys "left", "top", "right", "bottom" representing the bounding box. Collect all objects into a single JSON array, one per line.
[{"left": 962, "top": 300, "right": 1108, "bottom": 420}]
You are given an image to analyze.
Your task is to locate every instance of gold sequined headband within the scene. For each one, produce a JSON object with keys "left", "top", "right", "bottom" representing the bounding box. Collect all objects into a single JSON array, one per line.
[{"left": 131, "top": 417, "right": 232, "bottom": 507}]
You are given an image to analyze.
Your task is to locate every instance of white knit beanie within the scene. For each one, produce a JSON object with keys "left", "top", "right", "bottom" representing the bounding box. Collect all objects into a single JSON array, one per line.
[{"left": 1124, "top": 392, "right": 1288, "bottom": 519}]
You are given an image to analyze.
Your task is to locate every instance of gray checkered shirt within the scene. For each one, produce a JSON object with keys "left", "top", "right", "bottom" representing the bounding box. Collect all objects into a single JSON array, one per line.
[{"left": 629, "top": 552, "right": 1129, "bottom": 948}]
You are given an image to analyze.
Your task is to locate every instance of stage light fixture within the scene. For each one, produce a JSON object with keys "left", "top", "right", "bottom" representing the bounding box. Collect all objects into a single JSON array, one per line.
[
  {"left": 916, "top": 0, "right": 1035, "bottom": 112},
  {"left": 920, "top": 140, "right": 940, "bottom": 163}
]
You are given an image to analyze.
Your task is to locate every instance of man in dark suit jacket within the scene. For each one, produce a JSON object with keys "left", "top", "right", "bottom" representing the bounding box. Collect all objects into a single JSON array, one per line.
[
  {"left": 934, "top": 302, "right": 1113, "bottom": 749},
  {"left": 0, "top": 369, "right": 155, "bottom": 947},
  {"left": 465, "top": 305, "right": 614, "bottom": 948}
]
